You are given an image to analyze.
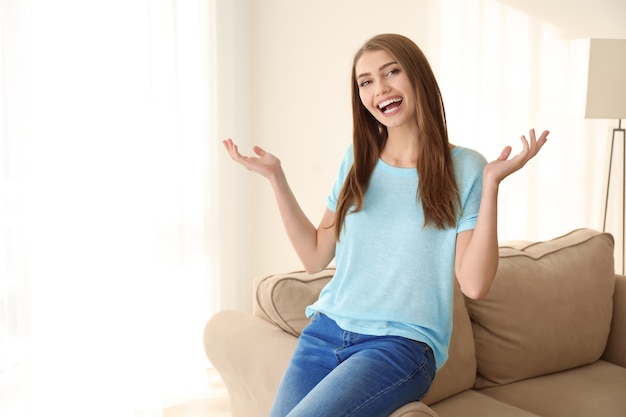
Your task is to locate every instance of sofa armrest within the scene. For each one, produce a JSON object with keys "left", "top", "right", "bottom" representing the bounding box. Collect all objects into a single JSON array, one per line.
[
  {"left": 204, "top": 310, "right": 298, "bottom": 417},
  {"left": 603, "top": 273, "right": 626, "bottom": 367},
  {"left": 389, "top": 402, "right": 440, "bottom": 417}
]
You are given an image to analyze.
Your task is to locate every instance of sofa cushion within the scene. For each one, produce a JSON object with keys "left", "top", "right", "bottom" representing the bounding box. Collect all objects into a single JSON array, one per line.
[
  {"left": 478, "top": 360, "right": 626, "bottom": 417},
  {"left": 253, "top": 268, "right": 335, "bottom": 337},
  {"left": 430, "top": 390, "right": 541, "bottom": 417},
  {"left": 465, "top": 228, "right": 615, "bottom": 388}
]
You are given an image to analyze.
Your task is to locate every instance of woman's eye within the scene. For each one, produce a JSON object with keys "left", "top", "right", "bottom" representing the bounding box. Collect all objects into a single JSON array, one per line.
[
  {"left": 359, "top": 80, "right": 371, "bottom": 88},
  {"left": 386, "top": 68, "right": 399, "bottom": 77}
]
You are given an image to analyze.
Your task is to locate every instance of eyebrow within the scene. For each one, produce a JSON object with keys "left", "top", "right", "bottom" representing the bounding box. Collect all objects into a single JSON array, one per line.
[{"left": 356, "top": 61, "right": 398, "bottom": 79}]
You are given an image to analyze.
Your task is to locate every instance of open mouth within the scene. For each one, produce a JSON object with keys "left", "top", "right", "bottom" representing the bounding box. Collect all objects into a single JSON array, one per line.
[{"left": 378, "top": 97, "right": 403, "bottom": 114}]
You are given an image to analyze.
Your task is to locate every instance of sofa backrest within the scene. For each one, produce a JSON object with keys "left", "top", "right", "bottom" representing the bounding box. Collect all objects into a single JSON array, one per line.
[{"left": 465, "top": 228, "right": 615, "bottom": 388}]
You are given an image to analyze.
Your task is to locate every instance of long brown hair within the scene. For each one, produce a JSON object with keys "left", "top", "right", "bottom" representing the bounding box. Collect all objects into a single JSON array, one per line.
[{"left": 334, "top": 34, "right": 459, "bottom": 240}]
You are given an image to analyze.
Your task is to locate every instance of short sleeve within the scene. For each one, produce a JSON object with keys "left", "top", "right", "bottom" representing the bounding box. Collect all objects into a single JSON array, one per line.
[{"left": 454, "top": 148, "right": 487, "bottom": 233}]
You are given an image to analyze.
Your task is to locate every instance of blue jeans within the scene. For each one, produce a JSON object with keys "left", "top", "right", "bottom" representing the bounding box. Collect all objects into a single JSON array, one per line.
[{"left": 270, "top": 313, "right": 436, "bottom": 417}]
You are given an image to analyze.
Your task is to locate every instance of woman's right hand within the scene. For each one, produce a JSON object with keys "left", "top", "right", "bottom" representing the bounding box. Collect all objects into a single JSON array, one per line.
[
  {"left": 223, "top": 139, "right": 336, "bottom": 273},
  {"left": 222, "top": 138, "right": 282, "bottom": 180}
]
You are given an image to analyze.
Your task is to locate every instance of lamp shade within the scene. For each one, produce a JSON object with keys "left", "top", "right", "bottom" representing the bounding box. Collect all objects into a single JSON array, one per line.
[{"left": 585, "top": 39, "right": 626, "bottom": 119}]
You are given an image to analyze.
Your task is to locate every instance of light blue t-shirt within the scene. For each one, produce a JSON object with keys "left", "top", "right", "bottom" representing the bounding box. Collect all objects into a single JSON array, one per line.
[{"left": 305, "top": 144, "right": 486, "bottom": 369}]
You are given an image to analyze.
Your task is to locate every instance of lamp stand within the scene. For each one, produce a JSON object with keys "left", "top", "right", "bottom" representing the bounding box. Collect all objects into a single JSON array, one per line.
[{"left": 603, "top": 118, "right": 626, "bottom": 274}]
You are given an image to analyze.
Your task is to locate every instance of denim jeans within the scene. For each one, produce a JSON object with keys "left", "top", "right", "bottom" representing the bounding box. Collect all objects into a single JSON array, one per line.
[{"left": 269, "top": 313, "right": 436, "bottom": 417}]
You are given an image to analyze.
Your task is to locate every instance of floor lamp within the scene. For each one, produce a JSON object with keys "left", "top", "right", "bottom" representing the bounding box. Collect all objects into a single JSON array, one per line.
[{"left": 585, "top": 39, "right": 626, "bottom": 274}]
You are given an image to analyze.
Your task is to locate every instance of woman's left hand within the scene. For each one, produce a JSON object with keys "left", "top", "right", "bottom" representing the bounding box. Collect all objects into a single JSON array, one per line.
[{"left": 484, "top": 129, "right": 549, "bottom": 184}]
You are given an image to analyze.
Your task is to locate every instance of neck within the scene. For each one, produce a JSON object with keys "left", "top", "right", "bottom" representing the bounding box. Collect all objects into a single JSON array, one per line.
[{"left": 380, "top": 124, "right": 419, "bottom": 168}]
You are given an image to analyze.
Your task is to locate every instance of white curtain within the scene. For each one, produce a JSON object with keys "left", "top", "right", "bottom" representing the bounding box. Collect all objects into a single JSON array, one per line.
[
  {"left": 435, "top": 0, "right": 610, "bottom": 243},
  {"left": 1, "top": 1, "right": 218, "bottom": 416}
]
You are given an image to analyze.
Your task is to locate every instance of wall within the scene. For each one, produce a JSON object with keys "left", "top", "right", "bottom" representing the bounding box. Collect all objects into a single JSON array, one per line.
[
  {"left": 217, "top": 0, "right": 626, "bottom": 310},
  {"left": 214, "top": 0, "right": 253, "bottom": 310}
]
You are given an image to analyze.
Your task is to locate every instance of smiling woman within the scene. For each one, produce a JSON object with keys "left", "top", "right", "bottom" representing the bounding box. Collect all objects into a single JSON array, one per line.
[
  {"left": 1, "top": 1, "right": 218, "bottom": 416},
  {"left": 221, "top": 31, "right": 548, "bottom": 417}
]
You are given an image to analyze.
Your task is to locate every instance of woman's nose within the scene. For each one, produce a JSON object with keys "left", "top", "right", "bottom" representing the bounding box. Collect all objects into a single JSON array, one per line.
[{"left": 376, "top": 81, "right": 390, "bottom": 96}]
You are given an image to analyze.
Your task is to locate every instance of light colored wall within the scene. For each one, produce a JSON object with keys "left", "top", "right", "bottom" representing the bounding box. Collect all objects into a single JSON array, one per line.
[
  {"left": 214, "top": 0, "right": 253, "bottom": 310},
  {"left": 217, "top": 0, "right": 626, "bottom": 311}
]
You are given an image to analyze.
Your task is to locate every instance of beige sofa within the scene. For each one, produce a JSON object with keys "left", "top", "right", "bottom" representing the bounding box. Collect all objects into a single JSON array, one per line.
[{"left": 204, "top": 228, "right": 626, "bottom": 416}]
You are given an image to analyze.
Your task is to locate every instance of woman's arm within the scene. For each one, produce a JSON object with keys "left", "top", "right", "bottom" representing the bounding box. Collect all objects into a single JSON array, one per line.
[
  {"left": 223, "top": 139, "right": 336, "bottom": 273},
  {"left": 455, "top": 129, "right": 549, "bottom": 299}
]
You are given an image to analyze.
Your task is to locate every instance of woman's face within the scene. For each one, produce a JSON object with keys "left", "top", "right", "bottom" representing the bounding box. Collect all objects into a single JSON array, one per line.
[{"left": 355, "top": 49, "right": 417, "bottom": 130}]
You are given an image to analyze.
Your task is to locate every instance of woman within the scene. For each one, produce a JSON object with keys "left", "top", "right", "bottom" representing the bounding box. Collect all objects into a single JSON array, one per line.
[{"left": 223, "top": 33, "right": 548, "bottom": 417}]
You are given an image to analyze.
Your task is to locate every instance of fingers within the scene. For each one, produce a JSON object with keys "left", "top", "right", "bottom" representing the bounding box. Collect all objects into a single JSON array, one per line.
[
  {"left": 222, "top": 138, "right": 238, "bottom": 154},
  {"left": 222, "top": 138, "right": 234, "bottom": 156},
  {"left": 537, "top": 129, "right": 550, "bottom": 146},
  {"left": 498, "top": 145, "right": 512, "bottom": 161},
  {"left": 222, "top": 139, "right": 240, "bottom": 160},
  {"left": 519, "top": 134, "right": 530, "bottom": 153},
  {"left": 253, "top": 145, "right": 266, "bottom": 157},
  {"left": 223, "top": 139, "right": 265, "bottom": 159},
  {"left": 222, "top": 138, "right": 251, "bottom": 169},
  {"left": 524, "top": 129, "right": 549, "bottom": 147},
  {"left": 222, "top": 139, "right": 273, "bottom": 175},
  {"left": 519, "top": 129, "right": 549, "bottom": 161}
]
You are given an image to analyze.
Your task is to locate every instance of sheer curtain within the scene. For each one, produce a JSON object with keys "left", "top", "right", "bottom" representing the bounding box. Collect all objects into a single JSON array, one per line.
[
  {"left": 434, "top": 0, "right": 609, "bottom": 243},
  {"left": 1, "top": 1, "right": 218, "bottom": 416}
]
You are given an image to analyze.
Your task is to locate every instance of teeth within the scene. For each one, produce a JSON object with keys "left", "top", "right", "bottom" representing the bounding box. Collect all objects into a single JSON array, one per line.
[{"left": 378, "top": 97, "right": 402, "bottom": 110}]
